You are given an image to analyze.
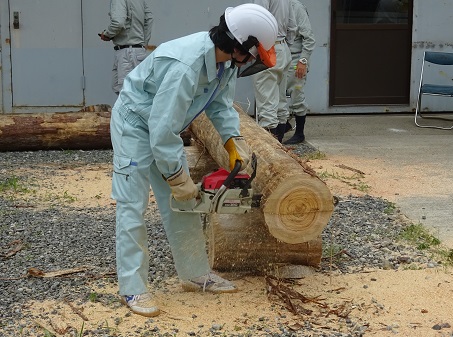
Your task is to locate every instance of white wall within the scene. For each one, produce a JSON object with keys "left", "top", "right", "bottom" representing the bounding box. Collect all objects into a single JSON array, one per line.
[
  {"left": 2, "top": 0, "right": 452, "bottom": 114},
  {"left": 303, "top": 0, "right": 453, "bottom": 114}
]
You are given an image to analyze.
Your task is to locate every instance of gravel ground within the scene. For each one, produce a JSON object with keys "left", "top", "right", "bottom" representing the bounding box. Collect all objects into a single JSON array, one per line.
[{"left": 0, "top": 146, "right": 438, "bottom": 337}]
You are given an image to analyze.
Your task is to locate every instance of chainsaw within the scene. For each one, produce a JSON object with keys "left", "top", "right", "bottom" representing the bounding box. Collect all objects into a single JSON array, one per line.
[{"left": 170, "top": 153, "right": 261, "bottom": 214}]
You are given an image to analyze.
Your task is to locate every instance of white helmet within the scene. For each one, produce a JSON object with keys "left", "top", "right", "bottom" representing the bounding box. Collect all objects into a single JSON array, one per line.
[{"left": 225, "top": 4, "right": 278, "bottom": 57}]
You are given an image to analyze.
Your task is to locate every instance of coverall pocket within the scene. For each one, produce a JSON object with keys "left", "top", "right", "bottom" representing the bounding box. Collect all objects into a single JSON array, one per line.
[
  {"left": 135, "top": 51, "right": 147, "bottom": 63},
  {"left": 112, "top": 155, "right": 138, "bottom": 203}
]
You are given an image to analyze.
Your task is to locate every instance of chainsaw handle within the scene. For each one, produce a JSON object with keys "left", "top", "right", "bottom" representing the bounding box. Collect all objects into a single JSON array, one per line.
[{"left": 223, "top": 160, "right": 242, "bottom": 188}]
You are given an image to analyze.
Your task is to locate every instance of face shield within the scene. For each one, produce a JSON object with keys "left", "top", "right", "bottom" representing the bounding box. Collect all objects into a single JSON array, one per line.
[{"left": 237, "top": 43, "right": 276, "bottom": 78}]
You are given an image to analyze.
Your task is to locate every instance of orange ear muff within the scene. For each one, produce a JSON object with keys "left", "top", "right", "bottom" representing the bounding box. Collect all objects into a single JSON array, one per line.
[{"left": 257, "top": 44, "right": 276, "bottom": 68}]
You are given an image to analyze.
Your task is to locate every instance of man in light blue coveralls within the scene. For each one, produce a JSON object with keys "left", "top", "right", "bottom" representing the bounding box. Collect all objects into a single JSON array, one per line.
[{"left": 110, "top": 4, "right": 278, "bottom": 317}]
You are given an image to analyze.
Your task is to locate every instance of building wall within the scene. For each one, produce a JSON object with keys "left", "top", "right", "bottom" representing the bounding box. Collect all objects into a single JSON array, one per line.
[
  {"left": 302, "top": 0, "right": 453, "bottom": 114},
  {"left": 1, "top": 0, "right": 452, "bottom": 114}
]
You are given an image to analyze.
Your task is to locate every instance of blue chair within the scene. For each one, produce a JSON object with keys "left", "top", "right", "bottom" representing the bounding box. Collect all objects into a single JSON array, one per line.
[{"left": 415, "top": 51, "right": 453, "bottom": 130}]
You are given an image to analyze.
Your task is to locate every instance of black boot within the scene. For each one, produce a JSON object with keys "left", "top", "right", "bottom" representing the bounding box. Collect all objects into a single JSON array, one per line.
[
  {"left": 277, "top": 123, "right": 286, "bottom": 143},
  {"left": 284, "top": 120, "right": 293, "bottom": 133},
  {"left": 268, "top": 125, "right": 285, "bottom": 143},
  {"left": 268, "top": 127, "right": 278, "bottom": 138},
  {"left": 283, "top": 115, "right": 306, "bottom": 145}
]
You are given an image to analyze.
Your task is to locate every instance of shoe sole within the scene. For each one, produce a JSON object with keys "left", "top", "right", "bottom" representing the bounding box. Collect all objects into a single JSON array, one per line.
[{"left": 120, "top": 297, "right": 161, "bottom": 317}]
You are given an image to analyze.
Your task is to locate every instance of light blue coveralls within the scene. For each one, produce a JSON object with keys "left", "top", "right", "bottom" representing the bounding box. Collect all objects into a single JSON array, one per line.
[{"left": 110, "top": 32, "right": 241, "bottom": 296}]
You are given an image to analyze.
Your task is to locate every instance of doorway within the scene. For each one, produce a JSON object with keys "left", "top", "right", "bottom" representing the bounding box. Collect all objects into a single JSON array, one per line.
[{"left": 330, "top": 0, "right": 413, "bottom": 106}]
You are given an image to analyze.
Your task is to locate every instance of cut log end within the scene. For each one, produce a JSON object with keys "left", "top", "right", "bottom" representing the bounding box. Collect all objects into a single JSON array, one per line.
[{"left": 263, "top": 175, "right": 335, "bottom": 243}]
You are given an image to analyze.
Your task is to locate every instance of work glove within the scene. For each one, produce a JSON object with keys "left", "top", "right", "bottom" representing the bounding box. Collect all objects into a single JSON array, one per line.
[
  {"left": 224, "top": 136, "right": 251, "bottom": 171},
  {"left": 165, "top": 167, "right": 199, "bottom": 201}
]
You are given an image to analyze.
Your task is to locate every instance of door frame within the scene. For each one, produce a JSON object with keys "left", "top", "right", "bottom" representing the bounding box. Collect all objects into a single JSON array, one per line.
[{"left": 329, "top": 0, "right": 413, "bottom": 107}]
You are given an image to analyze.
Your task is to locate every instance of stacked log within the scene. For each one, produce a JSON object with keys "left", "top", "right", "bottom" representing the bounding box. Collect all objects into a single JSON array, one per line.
[{"left": 0, "top": 105, "right": 111, "bottom": 151}]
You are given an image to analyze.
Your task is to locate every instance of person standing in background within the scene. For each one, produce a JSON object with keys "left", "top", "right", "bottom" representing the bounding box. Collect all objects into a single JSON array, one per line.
[
  {"left": 284, "top": 0, "right": 315, "bottom": 145},
  {"left": 252, "top": 0, "right": 297, "bottom": 143},
  {"left": 99, "top": 0, "right": 153, "bottom": 95}
]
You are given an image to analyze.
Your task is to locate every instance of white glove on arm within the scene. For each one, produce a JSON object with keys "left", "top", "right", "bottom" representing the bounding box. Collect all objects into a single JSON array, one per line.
[
  {"left": 224, "top": 136, "right": 251, "bottom": 171},
  {"left": 165, "top": 167, "right": 198, "bottom": 201}
]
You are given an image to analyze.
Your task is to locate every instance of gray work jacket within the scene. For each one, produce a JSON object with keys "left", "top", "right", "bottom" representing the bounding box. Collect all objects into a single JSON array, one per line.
[
  {"left": 289, "top": 0, "right": 316, "bottom": 61},
  {"left": 104, "top": 0, "right": 153, "bottom": 46}
]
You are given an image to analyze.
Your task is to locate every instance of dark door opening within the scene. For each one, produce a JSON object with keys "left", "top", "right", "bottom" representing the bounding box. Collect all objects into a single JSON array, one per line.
[{"left": 330, "top": 0, "right": 413, "bottom": 106}]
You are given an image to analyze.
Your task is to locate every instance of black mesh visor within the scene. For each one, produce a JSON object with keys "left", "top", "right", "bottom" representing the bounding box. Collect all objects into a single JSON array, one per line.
[{"left": 237, "top": 56, "right": 268, "bottom": 78}]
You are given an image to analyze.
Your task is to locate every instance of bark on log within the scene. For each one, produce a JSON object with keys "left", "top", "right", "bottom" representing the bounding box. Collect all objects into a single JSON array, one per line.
[
  {"left": 185, "top": 136, "right": 222, "bottom": 182},
  {"left": 190, "top": 104, "right": 335, "bottom": 244},
  {"left": 186, "top": 139, "right": 323, "bottom": 272},
  {"left": 0, "top": 106, "right": 112, "bottom": 152},
  {"left": 208, "top": 210, "right": 322, "bottom": 273}
]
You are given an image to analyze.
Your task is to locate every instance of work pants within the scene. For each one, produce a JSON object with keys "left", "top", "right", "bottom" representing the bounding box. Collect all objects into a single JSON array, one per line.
[
  {"left": 287, "top": 56, "right": 309, "bottom": 117},
  {"left": 252, "top": 42, "right": 292, "bottom": 129},
  {"left": 110, "top": 100, "right": 210, "bottom": 296},
  {"left": 112, "top": 47, "right": 148, "bottom": 95}
]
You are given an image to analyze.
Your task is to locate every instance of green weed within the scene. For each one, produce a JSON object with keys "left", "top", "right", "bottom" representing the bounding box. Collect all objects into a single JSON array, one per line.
[
  {"left": 0, "top": 175, "right": 30, "bottom": 193},
  {"left": 400, "top": 223, "right": 441, "bottom": 250},
  {"left": 384, "top": 202, "right": 396, "bottom": 214},
  {"left": 399, "top": 223, "right": 453, "bottom": 267},
  {"left": 88, "top": 292, "right": 98, "bottom": 302},
  {"left": 303, "top": 150, "right": 327, "bottom": 160}
]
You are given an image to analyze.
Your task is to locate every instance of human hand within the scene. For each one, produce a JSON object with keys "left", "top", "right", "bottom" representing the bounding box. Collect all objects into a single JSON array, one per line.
[
  {"left": 166, "top": 167, "right": 198, "bottom": 201},
  {"left": 294, "top": 63, "right": 307, "bottom": 79},
  {"left": 224, "top": 136, "right": 251, "bottom": 171},
  {"left": 99, "top": 32, "right": 111, "bottom": 41}
]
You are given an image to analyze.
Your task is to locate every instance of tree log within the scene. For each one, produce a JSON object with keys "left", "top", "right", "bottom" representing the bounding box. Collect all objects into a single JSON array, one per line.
[
  {"left": 190, "top": 104, "right": 335, "bottom": 244},
  {"left": 208, "top": 210, "right": 322, "bottom": 273},
  {"left": 0, "top": 106, "right": 112, "bottom": 152},
  {"left": 186, "top": 139, "right": 323, "bottom": 272}
]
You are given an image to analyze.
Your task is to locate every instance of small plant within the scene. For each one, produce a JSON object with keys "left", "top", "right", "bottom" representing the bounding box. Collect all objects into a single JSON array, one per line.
[
  {"left": 322, "top": 243, "right": 344, "bottom": 260},
  {"left": 0, "top": 175, "right": 30, "bottom": 193},
  {"left": 400, "top": 223, "right": 441, "bottom": 250},
  {"left": 399, "top": 223, "right": 453, "bottom": 267},
  {"left": 43, "top": 190, "right": 77, "bottom": 204},
  {"left": 88, "top": 292, "right": 98, "bottom": 302},
  {"left": 384, "top": 202, "right": 396, "bottom": 214},
  {"left": 102, "top": 320, "right": 119, "bottom": 335},
  {"left": 62, "top": 190, "right": 77, "bottom": 202},
  {"left": 353, "top": 181, "right": 371, "bottom": 193},
  {"left": 303, "top": 150, "right": 326, "bottom": 160},
  {"left": 77, "top": 321, "right": 85, "bottom": 337}
]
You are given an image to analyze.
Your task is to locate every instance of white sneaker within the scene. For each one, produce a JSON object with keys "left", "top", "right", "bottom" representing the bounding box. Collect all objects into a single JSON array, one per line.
[
  {"left": 181, "top": 272, "right": 238, "bottom": 293},
  {"left": 121, "top": 293, "right": 160, "bottom": 317}
]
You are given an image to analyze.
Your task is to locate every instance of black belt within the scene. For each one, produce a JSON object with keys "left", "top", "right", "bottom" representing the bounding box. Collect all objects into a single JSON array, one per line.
[{"left": 114, "top": 44, "right": 143, "bottom": 50}]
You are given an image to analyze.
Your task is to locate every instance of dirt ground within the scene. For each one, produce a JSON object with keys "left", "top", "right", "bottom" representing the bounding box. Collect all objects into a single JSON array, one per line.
[{"left": 16, "top": 152, "right": 453, "bottom": 336}]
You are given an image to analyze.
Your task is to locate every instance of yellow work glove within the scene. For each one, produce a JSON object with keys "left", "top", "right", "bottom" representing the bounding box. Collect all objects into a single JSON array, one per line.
[
  {"left": 224, "top": 136, "right": 251, "bottom": 171},
  {"left": 166, "top": 167, "right": 199, "bottom": 201}
]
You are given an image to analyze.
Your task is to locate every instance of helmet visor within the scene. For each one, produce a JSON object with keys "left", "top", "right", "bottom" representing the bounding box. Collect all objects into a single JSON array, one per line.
[{"left": 237, "top": 44, "right": 276, "bottom": 78}]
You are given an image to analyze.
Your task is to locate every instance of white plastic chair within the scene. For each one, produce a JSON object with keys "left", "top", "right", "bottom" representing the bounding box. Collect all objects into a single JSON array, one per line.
[{"left": 414, "top": 51, "right": 453, "bottom": 130}]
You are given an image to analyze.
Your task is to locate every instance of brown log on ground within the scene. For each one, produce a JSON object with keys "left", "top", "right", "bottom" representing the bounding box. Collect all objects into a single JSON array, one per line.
[
  {"left": 208, "top": 210, "right": 322, "bottom": 273},
  {"left": 0, "top": 105, "right": 112, "bottom": 152},
  {"left": 189, "top": 104, "right": 335, "bottom": 244},
  {"left": 186, "top": 138, "right": 323, "bottom": 272}
]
